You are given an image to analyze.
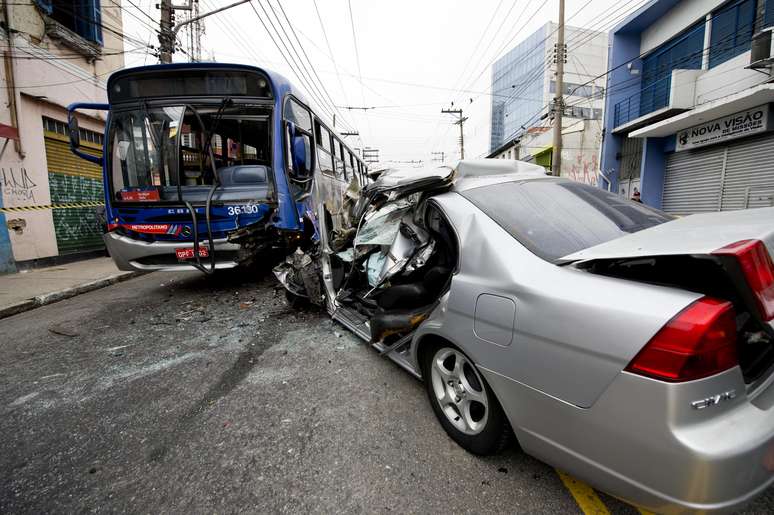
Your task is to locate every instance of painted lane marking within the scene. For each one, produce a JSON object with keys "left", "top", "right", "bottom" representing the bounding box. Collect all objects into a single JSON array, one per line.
[{"left": 557, "top": 469, "right": 611, "bottom": 515}]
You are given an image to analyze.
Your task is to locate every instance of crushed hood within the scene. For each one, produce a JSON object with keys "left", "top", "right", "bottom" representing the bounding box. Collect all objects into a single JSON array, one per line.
[
  {"left": 562, "top": 207, "right": 774, "bottom": 262},
  {"left": 363, "top": 166, "right": 455, "bottom": 197}
]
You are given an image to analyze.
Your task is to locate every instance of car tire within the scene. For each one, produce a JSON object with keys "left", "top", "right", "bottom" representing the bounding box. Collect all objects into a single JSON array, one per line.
[{"left": 421, "top": 343, "right": 512, "bottom": 455}]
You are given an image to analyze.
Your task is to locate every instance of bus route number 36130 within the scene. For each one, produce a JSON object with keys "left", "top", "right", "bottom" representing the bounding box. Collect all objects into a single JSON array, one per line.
[{"left": 227, "top": 204, "right": 262, "bottom": 215}]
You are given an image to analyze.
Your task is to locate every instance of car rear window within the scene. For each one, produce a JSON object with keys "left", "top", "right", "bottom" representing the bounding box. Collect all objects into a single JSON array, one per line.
[{"left": 461, "top": 179, "right": 673, "bottom": 262}]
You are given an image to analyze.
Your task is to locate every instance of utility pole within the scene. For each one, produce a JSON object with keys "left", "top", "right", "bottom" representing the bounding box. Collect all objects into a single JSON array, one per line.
[
  {"left": 158, "top": 0, "right": 175, "bottom": 64},
  {"left": 442, "top": 108, "right": 468, "bottom": 159},
  {"left": 158, "top": 0, "right": 250, "bottom": 64},
  {"left": 431, "top": 151, "right": 445, "bottom": 163},
  {"left": 551, "top": 0, "right": 566, "bottom": 177},
  {"left": 185, "top": 0, "right": 205, "bottom": 61}
]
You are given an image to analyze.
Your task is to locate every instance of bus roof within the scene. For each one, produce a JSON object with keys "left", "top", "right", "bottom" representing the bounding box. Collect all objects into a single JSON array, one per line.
[{"left": 106, "top": 62, "right": 306, "bottom": 106}]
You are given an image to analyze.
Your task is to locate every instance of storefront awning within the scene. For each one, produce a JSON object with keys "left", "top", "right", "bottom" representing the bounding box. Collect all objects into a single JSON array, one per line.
[
  {"left": 630, "top": 83, "right": 774, "bottom": 138},
  {"left": 531, "top": 145, "right": 553, "bottom": 158},
  {"left": 0, "top": 123, "right": 19, "bottom": 141}
]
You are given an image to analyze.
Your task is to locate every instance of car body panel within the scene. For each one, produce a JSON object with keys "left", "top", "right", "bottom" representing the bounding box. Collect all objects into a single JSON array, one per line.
[
  {"left": 413, "top": 192, "right": 701, "bottom": 408},
  {"left": 480, "top": 365, "right": 774, "bottom": 514}
]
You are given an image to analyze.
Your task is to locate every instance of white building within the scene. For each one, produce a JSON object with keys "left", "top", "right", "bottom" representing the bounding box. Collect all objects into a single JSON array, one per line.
[
  {"left": 0, "top": 0, "right": 126, "bottom": 273},
  {"left": 488, "top": 22, "right": 608, "bottom": 184}
]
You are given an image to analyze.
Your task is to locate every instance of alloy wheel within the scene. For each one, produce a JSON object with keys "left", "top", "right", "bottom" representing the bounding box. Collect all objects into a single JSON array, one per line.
[{"left": 429, "top": 347, "right": 489, "bottom": 435}]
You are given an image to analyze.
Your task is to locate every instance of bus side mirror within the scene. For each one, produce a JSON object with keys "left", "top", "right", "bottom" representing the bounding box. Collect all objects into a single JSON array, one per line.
[
  {"left": 291, "top": 134, "right": 312, "bottom": 179},
  {"left": 66, "top": 102, "right": 108, "bottom": 166},
  {"left": 68, "top": 116, "right": 81, "bottom": 149}
]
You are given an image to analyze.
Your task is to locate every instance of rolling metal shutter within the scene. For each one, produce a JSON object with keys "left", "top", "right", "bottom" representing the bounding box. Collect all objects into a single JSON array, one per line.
[
  {"left": 44, "top": 134, "right": 105, "bottom": 254},
  {"left": 663, "top": 145, "right": 726, "bottom": 215},
  {"left": 721, "top": 133, "right": 774, "bottom": 210},
  {"left": 664, "top": 133, "right": 774, "bottom": 215}
]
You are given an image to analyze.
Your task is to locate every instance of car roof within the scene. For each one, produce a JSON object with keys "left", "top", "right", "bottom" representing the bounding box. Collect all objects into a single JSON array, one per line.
[
  {"left": 451, "top": 159, "right": 551, "bottom": 193},
  {"left": 363, "top": 159, "right": 552, "bottom": 201}
]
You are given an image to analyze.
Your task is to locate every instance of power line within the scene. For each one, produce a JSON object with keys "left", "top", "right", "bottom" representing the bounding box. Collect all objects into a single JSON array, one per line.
[
  {"left": 454, "top": 0, "right": 516, "bottom": 106},
  {"left": 0, "top": 67, "right": 114, "bottom": 89},
  {"left": 0, "top": 44, "right": 152, "bottom": 61},
  {"left": 564, "top": 16, "right": 768, "bottom": 110},
  {"left": 274, "top": 0, "right": 356, "bottom": 131},
  {"left": 258, "top": 0, "right": 354, "bottom": 130},
  {"left": 481, "top": 0, "right": 600, "bottom": 102},
  {"left": 347, "top": 0, "right": 373, "bottom": 143},
  {"left": 312, "top": 0, "right": 351, "bottom": 111},
  {"left": 249, "top": 1, "right": 338, "bottom": 124}
]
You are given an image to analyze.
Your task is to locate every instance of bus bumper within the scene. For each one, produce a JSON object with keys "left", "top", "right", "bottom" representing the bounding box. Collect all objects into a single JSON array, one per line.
[{"left": 104, "top": 232, "right": 241, "bottom": 272}]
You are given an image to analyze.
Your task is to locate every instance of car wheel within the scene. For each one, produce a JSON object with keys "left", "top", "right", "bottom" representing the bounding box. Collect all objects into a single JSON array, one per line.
[{"left": 422, "top": 344, "right": 512, "bottom": 455}]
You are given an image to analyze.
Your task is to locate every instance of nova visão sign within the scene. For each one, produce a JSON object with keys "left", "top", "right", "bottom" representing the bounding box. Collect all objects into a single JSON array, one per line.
[{"left": 676, "top": 104, "right": 772, "bottom": 151}]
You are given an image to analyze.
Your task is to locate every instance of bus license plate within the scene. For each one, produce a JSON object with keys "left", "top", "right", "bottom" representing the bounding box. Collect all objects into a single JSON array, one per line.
[{"left": 175, "top": 247, "right": 209, "bottom": 260}]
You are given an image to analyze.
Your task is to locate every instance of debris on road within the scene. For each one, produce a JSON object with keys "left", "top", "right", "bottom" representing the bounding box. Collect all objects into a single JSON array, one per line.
[{"left": 47, "top": 325, "right": 79, "bottom": 338}]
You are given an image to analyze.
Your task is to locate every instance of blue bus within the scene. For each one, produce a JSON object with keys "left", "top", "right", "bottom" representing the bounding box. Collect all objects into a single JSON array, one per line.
[{"left": 68, "top": 63, "right": 368, "bottom": 273}]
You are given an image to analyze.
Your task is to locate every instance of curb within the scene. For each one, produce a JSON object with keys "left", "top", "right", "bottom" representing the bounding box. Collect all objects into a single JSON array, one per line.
[{"left": 0, "top": 271, "right": 145, "bottom": 320}]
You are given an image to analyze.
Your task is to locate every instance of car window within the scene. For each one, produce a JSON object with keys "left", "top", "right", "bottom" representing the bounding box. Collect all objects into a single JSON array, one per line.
[{"left": 461, "top": 179, "right": 673, "bottom": 262}]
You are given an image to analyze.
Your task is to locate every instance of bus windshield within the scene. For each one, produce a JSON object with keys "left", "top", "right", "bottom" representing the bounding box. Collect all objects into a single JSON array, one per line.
[{"left": 108, "top": 103, "right": 272, "bottom": 203}]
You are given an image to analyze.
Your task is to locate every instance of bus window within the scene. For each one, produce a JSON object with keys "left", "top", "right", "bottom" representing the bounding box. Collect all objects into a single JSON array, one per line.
[
  {"left": 332, "top": 139, "right": 345, "bottom": 181},
  {"left": 339, "top": 142, "right": 349, "bottom": 181},
  {"left": 345, "top": 151, "right": 354, "bottom": 184},
  {"left": 315, "top": 121, "right": 334, "bottom": 176},
  {"left": 284, "top": 97, "right": 312, "bottom": 132}
]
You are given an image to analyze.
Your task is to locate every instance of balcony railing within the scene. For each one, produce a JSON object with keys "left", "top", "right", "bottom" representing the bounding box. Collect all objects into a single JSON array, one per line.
[{"left": 613, "top": 76, "right": 672, "bottom": 128}]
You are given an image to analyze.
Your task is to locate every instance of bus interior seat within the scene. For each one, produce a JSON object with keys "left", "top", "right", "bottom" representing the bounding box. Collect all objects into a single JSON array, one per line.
[{"left": 217, "top": 165, "right": 269, "bottom": 186}]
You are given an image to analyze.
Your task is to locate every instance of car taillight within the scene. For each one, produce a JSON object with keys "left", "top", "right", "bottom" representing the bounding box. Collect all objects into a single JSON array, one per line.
[
  {"left": 713, "top": 239, "right": 774, "bottom": 322},
  {"left": 625, "top": 297, "right": 738, "bottom": 382}
]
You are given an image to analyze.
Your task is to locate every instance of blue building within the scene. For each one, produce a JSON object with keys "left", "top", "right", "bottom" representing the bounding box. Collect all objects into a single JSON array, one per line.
[
  {"left": 490, "top": 27, "right": 547, "bottom": 153},
  {"left": 600, "top": 0, "right": 774, "bottom": 214}
]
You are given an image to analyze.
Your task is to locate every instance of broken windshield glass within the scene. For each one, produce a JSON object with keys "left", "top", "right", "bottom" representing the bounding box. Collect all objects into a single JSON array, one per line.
[{"left": 108, "top": 104, "right": 272, "bottom": 203}]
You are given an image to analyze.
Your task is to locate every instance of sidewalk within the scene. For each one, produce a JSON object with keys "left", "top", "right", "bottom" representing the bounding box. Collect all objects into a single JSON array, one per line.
[{"left": 0, "top": 257, "right": 142, "bottom": 319}]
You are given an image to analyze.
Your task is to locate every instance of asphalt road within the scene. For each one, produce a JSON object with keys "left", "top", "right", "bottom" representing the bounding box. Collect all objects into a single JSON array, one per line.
[{"left": 1, "top": 270, "right": 773, "bottom": 514}]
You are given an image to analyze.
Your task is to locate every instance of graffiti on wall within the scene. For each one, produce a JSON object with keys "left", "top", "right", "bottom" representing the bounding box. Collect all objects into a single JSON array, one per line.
[
  {"left": 567, "top": 152, "right": 599, "bottom": 186},
  {"left": 1, "top": 167, "right": 39, "bottom": 203},
  {"left": 48, "top": 173, "right": 104, "bottom": 253}
]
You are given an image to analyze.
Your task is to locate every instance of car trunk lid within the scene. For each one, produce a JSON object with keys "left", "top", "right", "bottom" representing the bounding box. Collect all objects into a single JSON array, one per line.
[{"left": 564, "top": 207, "right": 774, "bottom": 385}]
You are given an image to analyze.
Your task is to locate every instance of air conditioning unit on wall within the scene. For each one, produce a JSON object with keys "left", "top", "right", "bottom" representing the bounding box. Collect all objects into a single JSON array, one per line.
[{"left": 749, "top": 27, "right": 774, "bottom": 69}]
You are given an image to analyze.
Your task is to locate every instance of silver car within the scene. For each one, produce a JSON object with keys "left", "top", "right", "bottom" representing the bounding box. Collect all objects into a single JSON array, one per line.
[{"left": 275, "top": 159, "right": 774, "bottom": 514}]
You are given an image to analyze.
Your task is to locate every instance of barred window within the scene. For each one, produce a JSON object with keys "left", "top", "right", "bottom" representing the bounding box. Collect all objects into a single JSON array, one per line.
[{"left": 43, "top": 116, "right": 104, "bottom": 145}]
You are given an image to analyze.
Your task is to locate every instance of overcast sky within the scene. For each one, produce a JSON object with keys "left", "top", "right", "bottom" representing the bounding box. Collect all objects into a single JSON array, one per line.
[{"left": 122, "top": 0, "right": 642, "bottom": 163}]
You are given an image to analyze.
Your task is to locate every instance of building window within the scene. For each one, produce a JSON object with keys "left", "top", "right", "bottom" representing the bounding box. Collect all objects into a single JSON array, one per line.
[
  {"left": 619, "top": 137, "right": 643, "bottom": 181},
  {"left": 640, "top": 20, "right": 705, "bottom": 117},
  {"left": 43, "top": 116, "right": 104, "bottom": 145},
  {"left": 36, "top": 0, "right": 104, "bottom": 45},
  {"left": 564, "top": 106, "right": 602, "bottom": 119},
  {"left": 709, "top": 0, "right": 757, "bottom": 68}
]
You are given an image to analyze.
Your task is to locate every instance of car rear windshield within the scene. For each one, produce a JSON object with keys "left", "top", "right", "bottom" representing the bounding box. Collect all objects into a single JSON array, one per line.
[{"left": 461, "top": 179, "right": 673, "bottom": 262}]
